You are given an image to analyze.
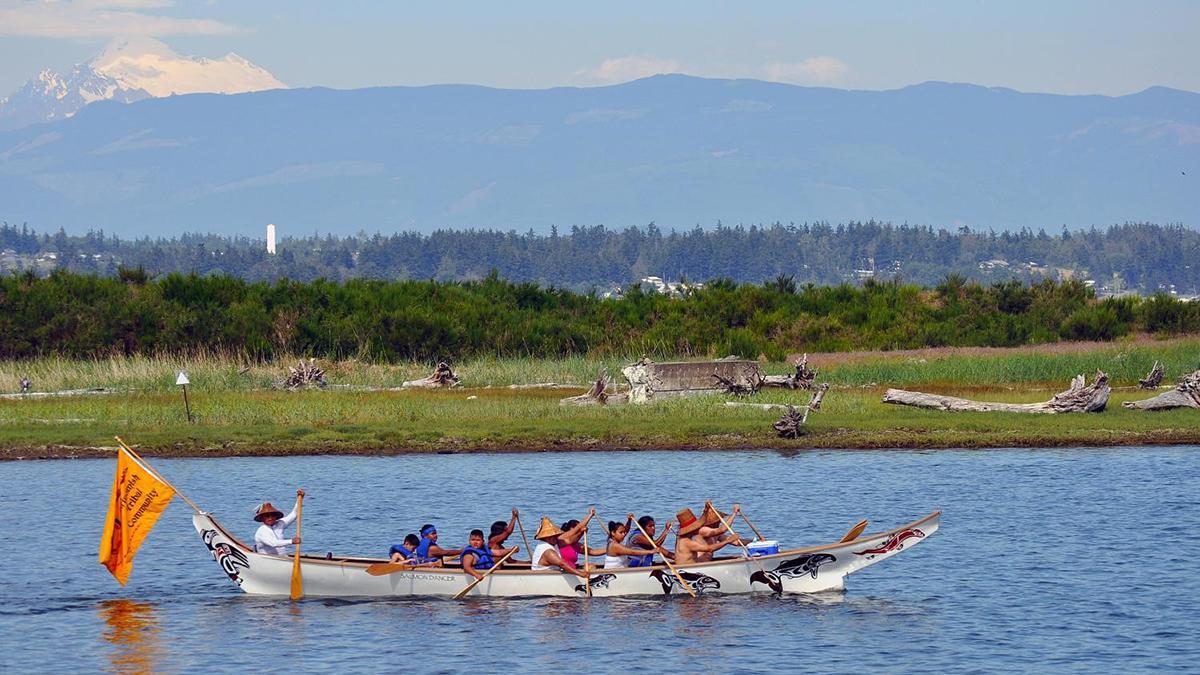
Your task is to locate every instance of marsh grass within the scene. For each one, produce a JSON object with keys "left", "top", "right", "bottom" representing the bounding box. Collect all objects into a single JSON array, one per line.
[
  {"left": 4, "top": 337, "right": 1198, "bottom": 395},
  {"left": 2, "top": 338, "right": 1199, "bottom": 456}
]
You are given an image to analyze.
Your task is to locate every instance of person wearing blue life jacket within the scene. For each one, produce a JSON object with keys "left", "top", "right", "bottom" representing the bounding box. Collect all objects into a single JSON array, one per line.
[
  {"left": 624, "top": 515, "right": 674, "bottom": 567},
  {"left": 388, "top": 533, "right": 421, "bottom": 563},
  {"left": 462, "top": 529, "right": 515, "bottom": 580},
  {"left": 413, "top": 523, "right": 462, "bottom": 564}
]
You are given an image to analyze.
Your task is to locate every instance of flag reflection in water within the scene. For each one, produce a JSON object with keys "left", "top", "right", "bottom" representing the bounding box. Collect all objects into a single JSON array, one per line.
[{"left": 99, "top": 599, "right": 162, "bottom": 674}]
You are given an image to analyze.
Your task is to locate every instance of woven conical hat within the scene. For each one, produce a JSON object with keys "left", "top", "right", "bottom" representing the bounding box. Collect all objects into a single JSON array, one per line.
[
  {"left": 701, "top": 503, "right": 730, "bottom": 527},
  {"left": 534, "top": 516, "right": 564, "bottom": 541},
  {"left": 253, "top": 502, "right": 284, "bottom": 522},
  {"left": 676, "top": 508, "right": 702, "bottom": 536}
]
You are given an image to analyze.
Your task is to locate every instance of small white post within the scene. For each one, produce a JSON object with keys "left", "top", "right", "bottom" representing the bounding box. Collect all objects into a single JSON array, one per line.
[{"left": 176, "top": 370, "right": 193, "bottom": 423}]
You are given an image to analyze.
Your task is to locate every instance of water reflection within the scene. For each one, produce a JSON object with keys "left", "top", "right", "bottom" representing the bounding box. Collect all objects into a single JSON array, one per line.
[{"left": 98, "top": 599, "right": 162, "bottom": 674}]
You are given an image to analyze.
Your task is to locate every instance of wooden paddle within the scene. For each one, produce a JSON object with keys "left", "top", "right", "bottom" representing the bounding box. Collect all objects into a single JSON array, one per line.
[
  {"left": 629, "top": 513, "right": 696, "bottom": 598},
  {"left": 582, "top": 525, "right": 592, "bottom": 597},
  {"left": 453, "top": 549, "right": 516, "bottom": 599},
  {"left": 739, "top": 511, "right": 767, "bottom": 541},
  {"left": 515, "top": 510, "right": 534, "bottom": 564},
  {"left": 840, "top": 519, "right": 869, "bottom": 542},
  {"left": 364, "top": 559, "right": 445, "bottom": 576},
  {"left": 289, "top": 491, "right": 304, "bottom": 600}
]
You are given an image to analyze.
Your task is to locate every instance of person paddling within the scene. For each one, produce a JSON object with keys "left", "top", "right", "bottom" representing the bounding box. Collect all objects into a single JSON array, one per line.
[
  {"left": 602, "top": 518, "right": 657, "bottom": 569},
  {"left": 531, "top": 515, "right": 591, "bottom": 578},
  {"left": 488, "top": 510, "right": 527, "bottom": 565},
  {"left": 413, "top": 523, "right": 462, "bottom": 564},
  {"left": 696, "top": 503, "right": 741, "bottom": 562},
  {"left": 674, "top": 508, "right": 740, "bottom": 565},
  {"left": 462, "top": 529, "right": 514, "bottom": 581},
  {"left": 625, "top": 515, "right": 674, "bottom": 567},
  {"left": 253, "top": 489, "right": 304, "bottom": 556},
  {"left": 557, "top": 514, "right": 605, "bottom": 568}
]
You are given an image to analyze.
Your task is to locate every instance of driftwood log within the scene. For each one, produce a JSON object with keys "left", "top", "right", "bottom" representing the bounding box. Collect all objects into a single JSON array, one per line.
[
  {"left": 19, "top": 377, "right": 32, "bottom": 393},
  {"left": 1123, "top": 370, "right": 1200, "bottom": 410},
  {"left": 772, "top": 384, "right": 831, "bottom": 438},
  {"left": 712, "top": 369, "right": 763, "bottom": 396},
  {"left": 560, "top": 369, "right": 628, "bottom": 405},
  {"left": 402, "top": 362, "right": 460, "bottom": 388},
  {"left": 276, "top": 358, "right": 326, "bottom": 390},
  {"left": 1138, "top": 361, "right": 1165, "bottom": 389},
  {"left": 882, "top": 371, "right": 1110, "bottom": 414},
  {"left": 762, "top": 354, "right": 818, "bottom": 390}
]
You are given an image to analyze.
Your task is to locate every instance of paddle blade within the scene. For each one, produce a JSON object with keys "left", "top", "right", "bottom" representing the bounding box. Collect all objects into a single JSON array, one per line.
[
  {"left": 840, "top": 519, "right": 869, "bottom": 543},
  {"left": 290, "top": 555, "right": 303, "bottom": 599},
  {"left": 289, "top": 495, "right": 304, "bottom": 600},
  {"left": 366, "top": 562, "right": 403, "bottom": 576}
]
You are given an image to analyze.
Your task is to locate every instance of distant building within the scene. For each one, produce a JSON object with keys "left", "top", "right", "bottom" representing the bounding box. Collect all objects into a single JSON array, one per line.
[{"left": 266, "top": 223, "right": 276, "bottom": 255}]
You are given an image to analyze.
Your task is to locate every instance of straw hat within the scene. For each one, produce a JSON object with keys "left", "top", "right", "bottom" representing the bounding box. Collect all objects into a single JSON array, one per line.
[
  {"left": 253, "top": 502, "right": 284, "bottom": 522},
  {"left": 701, "top": 504, "right": 729, "bottom": 527},
  {"left": 676, "top": 508, "right": 702, "bottom": 536},
  {"left": 534, "top": 516, "right": 565, "bottom": 541}
]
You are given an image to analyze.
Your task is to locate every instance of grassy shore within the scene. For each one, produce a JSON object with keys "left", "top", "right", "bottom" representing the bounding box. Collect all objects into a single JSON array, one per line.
[{"left": 2, "top": 337, "right": 1198, "bottom": 459}]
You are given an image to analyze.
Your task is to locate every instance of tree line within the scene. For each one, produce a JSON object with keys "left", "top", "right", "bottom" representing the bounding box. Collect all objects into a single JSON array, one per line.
[
  {"left": 2, "top": 221, "right": 1198, "bottom": 292},
  {"left": 3, "top": 270, "right": 1199, "bottom": 361}
]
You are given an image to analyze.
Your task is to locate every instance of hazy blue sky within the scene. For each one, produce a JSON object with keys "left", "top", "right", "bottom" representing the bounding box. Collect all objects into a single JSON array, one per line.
[{"left": 1, "top": 1, "right": 1197, "bottom": 96}]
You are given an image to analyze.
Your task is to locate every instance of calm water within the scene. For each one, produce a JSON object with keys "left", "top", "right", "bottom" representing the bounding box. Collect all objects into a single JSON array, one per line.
[{"left": 1, "top": 447, "right": 1197, "bottom": 673}]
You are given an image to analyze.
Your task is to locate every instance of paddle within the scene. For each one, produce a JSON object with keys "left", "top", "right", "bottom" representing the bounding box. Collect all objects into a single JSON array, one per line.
[
  {"left": 289, "top": 491, "right": 304, "bottom": 600},
  {"left": 364, "top": 559, "right": 445, "bottom": 576},
  {"left": 453, "top": 549, "right": 516, "bottom": 599},
  {"left": 582, "top": 524, "right": 592, "bottom": 597},
  {"left": 739, "top": 511, "right": 767, "bottom": 542},
  {"left": 515, "top": 510, "right": 534, "bottom": 565},
  {"left": 629, "top": 513, "right": 696, "bottom": 598},
  {"left": 840, "top": 519, "right": 869, "bottom": 543}
]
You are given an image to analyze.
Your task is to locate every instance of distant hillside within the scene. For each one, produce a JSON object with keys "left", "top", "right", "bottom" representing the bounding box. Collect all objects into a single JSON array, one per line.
[
  {"left": 3, "top": 221, "right": 1198, "bottom": 295},
  {"left": 0, "top": 75, "right": 1196, "bottom": 236}
]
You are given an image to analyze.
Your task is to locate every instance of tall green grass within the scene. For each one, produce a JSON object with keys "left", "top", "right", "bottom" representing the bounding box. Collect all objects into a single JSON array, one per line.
[{"left": 2, "top": 337, "right": 1197, "bottom": 395}]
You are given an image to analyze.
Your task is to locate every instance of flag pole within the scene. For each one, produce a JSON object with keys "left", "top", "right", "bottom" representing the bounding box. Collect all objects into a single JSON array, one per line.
[{"left": 114, "top": 436, "right": 203, "bottom": 514}]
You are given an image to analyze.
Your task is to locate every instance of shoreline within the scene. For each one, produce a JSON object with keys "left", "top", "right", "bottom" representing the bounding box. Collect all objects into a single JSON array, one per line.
[{"left": 6, "top": 429, "right": 1198, "bottom": 460}]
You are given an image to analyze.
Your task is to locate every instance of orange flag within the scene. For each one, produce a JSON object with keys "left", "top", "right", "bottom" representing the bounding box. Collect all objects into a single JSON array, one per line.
[{"left": 99, "top": 447, "right": 175, "bottom": 585}]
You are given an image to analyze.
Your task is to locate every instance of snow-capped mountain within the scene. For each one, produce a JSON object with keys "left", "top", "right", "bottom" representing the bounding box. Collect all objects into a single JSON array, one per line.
[{"left": 0, "top": 37, "right": 284, "bottom": 131}]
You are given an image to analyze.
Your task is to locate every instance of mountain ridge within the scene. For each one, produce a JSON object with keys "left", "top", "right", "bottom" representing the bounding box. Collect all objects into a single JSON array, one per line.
[{"left": 0, "top": 74, "right": 1195, "bottom": 236}]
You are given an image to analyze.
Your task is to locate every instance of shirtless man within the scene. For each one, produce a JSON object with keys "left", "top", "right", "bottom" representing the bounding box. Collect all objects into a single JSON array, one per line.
[
  {"left": 673, "top": 508, "right": 740, "bottom": 565},
  {"left": 695, "top": 503, "right": 742, "bottom": 562}
]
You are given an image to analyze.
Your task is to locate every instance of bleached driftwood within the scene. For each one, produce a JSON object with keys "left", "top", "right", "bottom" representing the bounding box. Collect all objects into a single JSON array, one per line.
[
  {"left": 560, "top": 369, "right": 627, "bottom": 406},
  {"left": 725, "top": 402, "right": 790, "bottom": 411},
  {"left": 276, "top": 358, "right": 327, "bottom": 390},
  {"left": 0, "top": 387, "right": 113, "bottom": 400},
  {"left": 761, "top": 354, "right": 818, "bottom": 390},
  {"left": 882, "top": 371, "right": 1110, "bottom": 414},
  {"left": 402, "top": 362, "right": 460, "bottom": 389},
  {"left": 1123, "top": 370, "right": 1200, "bottom": 411},
  {"left": 508, "top": 383, "right": 577, "bottom": 389},
  {"left": 772, "top": 384, "right": 831, "bottom": 438},
  {"left": 712, "top": 369, "right": 764, "bottom": 396},
  {"left": 1138, "top": 361, "right": 1165, "bottom": 389}
]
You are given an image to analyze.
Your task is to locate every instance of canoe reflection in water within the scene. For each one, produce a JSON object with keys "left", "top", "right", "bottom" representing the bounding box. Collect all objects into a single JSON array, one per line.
[{"left": 99, "top": 599, "right": 163, "bottom": 674}]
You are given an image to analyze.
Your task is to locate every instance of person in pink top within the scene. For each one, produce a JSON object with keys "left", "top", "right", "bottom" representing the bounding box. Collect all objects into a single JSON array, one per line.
[{"left": 557, "top": 512, "right": 605, "bottom": 567}]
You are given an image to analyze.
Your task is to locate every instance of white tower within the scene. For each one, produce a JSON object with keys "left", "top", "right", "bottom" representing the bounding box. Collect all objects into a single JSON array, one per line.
[{"left": 266, "top": 223, "right": 276, "bottom": 254}]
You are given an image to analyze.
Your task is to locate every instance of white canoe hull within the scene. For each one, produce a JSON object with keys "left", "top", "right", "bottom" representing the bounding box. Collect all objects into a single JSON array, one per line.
[{"left": 194, "top": 511, "right": 939, "bottom": 598}]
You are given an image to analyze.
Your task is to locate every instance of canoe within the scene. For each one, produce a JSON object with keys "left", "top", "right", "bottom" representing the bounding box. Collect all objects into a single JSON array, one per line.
[{"left": 194, "top": 510, "right": 939, "bottom": 597}]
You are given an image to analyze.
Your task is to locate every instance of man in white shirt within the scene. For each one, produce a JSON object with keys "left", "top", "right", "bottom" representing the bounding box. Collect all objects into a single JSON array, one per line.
[{"left": 253, "top": 489, "right": 304, "bottom": 555}]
